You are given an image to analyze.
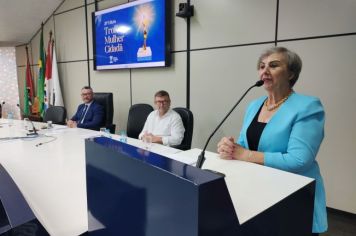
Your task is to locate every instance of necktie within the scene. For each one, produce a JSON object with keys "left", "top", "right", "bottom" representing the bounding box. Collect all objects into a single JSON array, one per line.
[{"left": 80, "top": 105, "right": 88, "bottom": 124}]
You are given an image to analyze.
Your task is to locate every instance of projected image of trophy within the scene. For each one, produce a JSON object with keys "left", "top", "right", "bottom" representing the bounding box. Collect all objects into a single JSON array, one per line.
[
  {"left": 142, "top": 22, "right": 148, "bottom": 50},
  {"left": 135, "top": 7, "right": 153, "bottom": 61}
]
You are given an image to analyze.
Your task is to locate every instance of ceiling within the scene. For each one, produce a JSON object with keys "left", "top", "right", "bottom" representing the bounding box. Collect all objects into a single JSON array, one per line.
[{"left": 0, "top": 0, "right": 63, "bottom": 47}]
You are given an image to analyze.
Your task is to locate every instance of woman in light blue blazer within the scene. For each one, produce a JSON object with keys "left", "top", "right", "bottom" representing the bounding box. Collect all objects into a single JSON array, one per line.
[{"left": 217, "top": 47, "right": 327, "bottom": 235}]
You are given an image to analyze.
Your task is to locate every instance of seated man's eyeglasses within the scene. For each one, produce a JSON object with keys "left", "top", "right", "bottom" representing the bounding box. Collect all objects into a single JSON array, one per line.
[
  {"left": 81, "top": 93, "right": 92, "bottom": 96},
  {"left": 155, "top": 100, "right": 169, "bottom": 104}
]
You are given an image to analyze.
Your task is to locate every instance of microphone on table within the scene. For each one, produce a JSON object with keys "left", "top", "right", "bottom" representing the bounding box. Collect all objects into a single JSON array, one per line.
[
  {"left": 196, "top": 80, "right": 264, "bottom": 169},
  {"left": 16, "top": 104, "right": 38, "bottom": 136},
  {"left": 0, "top": 101, "right": 5, "bottom": 118},
  {"left": 16, "top": 103, "right": 28, "bottom": 119}
]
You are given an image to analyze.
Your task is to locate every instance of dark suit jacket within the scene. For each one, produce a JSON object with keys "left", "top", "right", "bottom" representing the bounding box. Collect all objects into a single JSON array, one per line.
[{"left": 71, "top": 100, "right": 104, "bottom": 130}]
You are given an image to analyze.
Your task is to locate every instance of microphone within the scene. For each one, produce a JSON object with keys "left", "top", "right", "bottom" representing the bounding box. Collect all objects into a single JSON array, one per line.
[
  {"left": 17, "top": 104, "right": 38, "bottom": 136},
  {"left": 196, "top": 80, "right": 264, "bottom": 169},
  {"left": 0, "top": 101, "right": 3, "bottom": 118},
  {"left": 0, "top": 101, "right": 4, "bottom": 118},
  {"left": 16, "top": 103, "right": 27, "bottom": 119}
]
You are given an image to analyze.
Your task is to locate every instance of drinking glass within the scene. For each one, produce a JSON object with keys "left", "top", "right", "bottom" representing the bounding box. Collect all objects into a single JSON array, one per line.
[
  {"left": 47, "top": 120, "right": 53, "bottom": 129},
  {"left": 142, "top": 135, "right": 152, "bottom": 150},
  {"left": 100, "top": 127, "right": 107, "bottom": 136},
  {"left": 24, "top": 118, "right": 30, "bottom": 130},
  {"left": 99, "top": 128, "right": 111, "bottom": 138}
]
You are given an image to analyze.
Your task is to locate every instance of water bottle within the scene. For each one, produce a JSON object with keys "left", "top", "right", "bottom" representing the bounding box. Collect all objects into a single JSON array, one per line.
[
  {"left": 119, "top": 130, "right": 127, "bottom": 143},
  {"left": 7, "top": 111, "right": 14, "bottom": 126}
]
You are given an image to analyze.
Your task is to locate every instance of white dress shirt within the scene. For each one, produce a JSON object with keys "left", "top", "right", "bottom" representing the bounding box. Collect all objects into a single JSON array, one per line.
[{"left": 138, "top": 109, "right": 185, "bottom": 146}]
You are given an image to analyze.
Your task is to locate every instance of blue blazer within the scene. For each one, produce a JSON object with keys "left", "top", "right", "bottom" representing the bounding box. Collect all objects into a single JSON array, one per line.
[
  {"left": 71, "top": 100, "right": 104, "bottom": 131},
  {"left": 238, "top": 92, "right": 327, "bottom": 233}
]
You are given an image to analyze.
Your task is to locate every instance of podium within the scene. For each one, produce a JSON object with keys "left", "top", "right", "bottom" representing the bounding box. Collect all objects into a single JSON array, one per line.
[
  {"left": 0, "top": 165, "right": 48, "bottom": 235},
  {"left": 85, "top": 137, "right": 315, "bottom": 236}
]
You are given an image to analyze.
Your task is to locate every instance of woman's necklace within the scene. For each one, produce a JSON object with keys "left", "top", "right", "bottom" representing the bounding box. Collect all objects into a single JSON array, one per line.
[{"left": 264, "top": 90, "right": 293, "bottom": 111}]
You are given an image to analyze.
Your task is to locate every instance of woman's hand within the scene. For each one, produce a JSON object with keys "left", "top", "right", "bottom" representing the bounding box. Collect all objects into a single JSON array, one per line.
[
  {"left": 217, "top": 136, "right": 236, "bottom": 159},
  {"left": 217, "top": 136, "right": 250, "bottom": 161}
]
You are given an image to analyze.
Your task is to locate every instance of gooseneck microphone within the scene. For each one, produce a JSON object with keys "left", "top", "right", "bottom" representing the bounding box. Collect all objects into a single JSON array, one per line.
[
  {"left": 0, "top": 101, "right": 4, "bottom": 118},
  {"left": 196, "top": 80, "right": 264, "bottom": 169},
  {"left": 16, "top": 103, "right": 27, "bottom": 118},
  {"left": 16, "top": 104, "right": 38, "bottom": 136}
]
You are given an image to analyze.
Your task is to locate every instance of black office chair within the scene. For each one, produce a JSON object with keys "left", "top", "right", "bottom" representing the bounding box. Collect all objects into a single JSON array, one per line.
[
  {"left": 127, "top": 103, "right": 154, "bottom": 139},
  {"left": 172, "top": 107, "right": 194, "bottom": 151},
  {"left": 93, "top": 92, "right": 116, "bottom": 133},
  {"left": 43, "top": 106, "right": 67, "bottom": 125}
]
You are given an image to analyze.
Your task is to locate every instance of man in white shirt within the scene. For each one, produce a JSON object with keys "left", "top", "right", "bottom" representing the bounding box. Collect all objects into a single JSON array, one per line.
[{"left": 139, "top": 90, "right": 185, "bottom": 146}]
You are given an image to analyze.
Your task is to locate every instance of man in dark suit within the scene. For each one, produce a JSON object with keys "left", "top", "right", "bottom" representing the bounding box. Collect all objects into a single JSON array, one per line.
[{"left": 67, "top": 86, "right": 104, "bottom": 130}]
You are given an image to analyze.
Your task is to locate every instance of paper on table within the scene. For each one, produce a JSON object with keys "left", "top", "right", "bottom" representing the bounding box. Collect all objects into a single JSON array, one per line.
[{"left": 165, "top": 148, "right": 201, "bottom": 165}]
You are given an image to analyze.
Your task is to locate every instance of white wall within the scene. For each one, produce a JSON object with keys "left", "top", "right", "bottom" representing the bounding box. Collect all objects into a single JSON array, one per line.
[
  {"left": 0, "top": 47, "right": 20, "bottom": 119},
  {"left": 16, "top": 0, "right": 356, "bottom": 214}
]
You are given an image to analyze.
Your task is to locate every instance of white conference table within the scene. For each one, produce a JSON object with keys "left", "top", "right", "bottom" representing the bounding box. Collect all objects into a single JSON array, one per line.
[
  {"left": 0, "top": 119, "right": 183, "bottom": 235},
  {"left": 0, "top": 119, "right": 314, "bottom": 235}
]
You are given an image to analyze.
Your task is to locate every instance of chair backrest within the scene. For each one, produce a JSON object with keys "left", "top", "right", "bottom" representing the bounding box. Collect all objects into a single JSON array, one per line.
[
  {"left": 172, "top": 107, "right": 194, "bottom": 151},
  {"left": 93, "top": 92, "right": 116, "bottom": 133},
  {"left": 43, "top": 106, "right": 67, "bottom": 125},
  {"left": 127, "top": 103, "right": 154, "bottom": 139}
]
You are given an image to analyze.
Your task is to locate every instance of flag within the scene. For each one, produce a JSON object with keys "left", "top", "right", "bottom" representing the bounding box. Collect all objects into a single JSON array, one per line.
[
  {"left": 50, "top": 43, "right": 64, "bottom": 106},
  {"left": 44, "top": 32, "right": 53, "bottom": 110},
  {"left": 25, "top": 46, "right": 34, "bottom": 100},
  {"left": 45, "top": 38, "right": 64, "bottom": 107},
  {"left": 24, "top": 46, "right": 34, "bottom": 116},
  {"left": 37, "top": 24, "right": 46, "bottom": 117},
  {"left": 24, "top": 79, "right": 29, "bottom": 116}
]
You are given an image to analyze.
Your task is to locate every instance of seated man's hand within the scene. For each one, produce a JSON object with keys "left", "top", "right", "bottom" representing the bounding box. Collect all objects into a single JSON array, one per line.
[
  {"left": 143, "top": 133, "right": 162, "bottom": 144},
  {"left": 67, "top": 120, "right": 77, "bottom": 128},
  {"left": 150, "top": 134, "right": 162, "bottom": 144}
]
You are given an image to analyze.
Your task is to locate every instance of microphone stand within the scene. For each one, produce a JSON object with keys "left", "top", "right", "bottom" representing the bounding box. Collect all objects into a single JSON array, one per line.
[
  {"left": 0, "top": 101, "right": 3, "bottom": 118},
  {"left": 196, "top": 80, "right": 264, "bottom": 169},
  {"left": 0, "top": 105, "right": 39, "bottom": 141},
  {"left": 17, "top": 104, "right": 38, "bottom": 136}
]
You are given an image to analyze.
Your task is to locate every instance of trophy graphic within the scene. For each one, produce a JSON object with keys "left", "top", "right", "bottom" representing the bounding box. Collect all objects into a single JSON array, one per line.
[
  {"left": 135, "top": 5, "right": 153, "bottom": 61},
  {"left": 143, "top": 21, "right": 148, "bottom": 50}
]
